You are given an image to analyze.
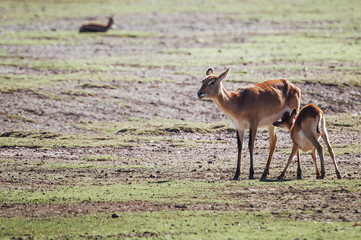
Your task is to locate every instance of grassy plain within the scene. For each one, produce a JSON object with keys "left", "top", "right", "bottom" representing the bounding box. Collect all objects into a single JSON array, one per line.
[{"left": 0, "top": 0, "right": 361, "bottom": 239}]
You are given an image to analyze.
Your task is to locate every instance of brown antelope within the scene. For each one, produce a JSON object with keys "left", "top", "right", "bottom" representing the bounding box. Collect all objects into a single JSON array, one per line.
[
  {"left": 273, "top": 104, "right": 341, "bottom": 180},
  {"left": 79, "top": 16, "right": 114, "bottom": 33},
  {"left": 197, "top": 67, "right": 301, "bottom": 180}
]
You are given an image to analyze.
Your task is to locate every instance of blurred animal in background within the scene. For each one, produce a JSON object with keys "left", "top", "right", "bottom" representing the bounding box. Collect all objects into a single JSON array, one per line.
[{"left": 79, "top": 16, "right": 115, "bottom": 33}]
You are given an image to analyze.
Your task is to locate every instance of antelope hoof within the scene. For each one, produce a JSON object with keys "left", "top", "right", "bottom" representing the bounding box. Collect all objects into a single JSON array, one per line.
[
  {"left": 297, "top": 176, "right": 303, "bottom": 180},
  {"left": 232, "top": 175, "right": 239, "bottom": 181},
  {"left": 260, "top": 172, "right": 268, "bottom": 180},
  {"left": 336, "top": 172, "right": 342, "bottom": 179},
  {"left": 316, "top": 175, "right": 322, "bottom": 179},
  {"left": 277, "top": 174, "right": 285, "bottom": 180},
  {"left": 249, "top": 169, "right": 254, "bottom": 180},
  {"left": 320, "top": 172, "right": 325, "bottom": 179}
]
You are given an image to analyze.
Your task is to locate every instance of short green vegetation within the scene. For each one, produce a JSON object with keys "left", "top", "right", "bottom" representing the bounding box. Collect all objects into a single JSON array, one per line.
[
  {"left": 1, "top": 211, "right": 361, "bottom": 240},
  {"left": 0, "top": 130, "right": 136, "bottom": 149},
  {"left": 1, "top": 0, "right": 360, "bottom": 21},
  {"left": 327, "top": 114, "right": 361, "bottom": 132},
  {"left": 0, "top": 72, "right": 167, "bottom": 93},
  {"left": 0, "top": 30, "right": 157, "bottom": 46},
  {"left": 1, "top": 179, "right": 359, "bottom": 205},
  {"left": 0, "top": 118, "right": 231, "bottom": 149},
  {"left": 79, "top": 118, "right": 232, "bottom": 135},
  {"left": 1, "top": 0, "right": 360, "bottom": 239}
]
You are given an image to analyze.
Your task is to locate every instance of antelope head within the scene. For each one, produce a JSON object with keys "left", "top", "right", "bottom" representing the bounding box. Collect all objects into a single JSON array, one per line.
[
  {"left": 273, "top": 109, "right": 297, "bottom": 130},
  {"left": 197, "top": 67, "right": 230, "bottom": 99}
]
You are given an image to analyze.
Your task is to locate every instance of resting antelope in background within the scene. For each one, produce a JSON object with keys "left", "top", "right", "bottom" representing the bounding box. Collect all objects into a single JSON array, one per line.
[
  {"left": 79, "top": 16, "right": 114, "bottom": 33},
  {"left": 197, "top": 67, "right": 301, "bottom": 180},
  {"left": 273, "top": 104, "right": 341, "bottom": 179}
]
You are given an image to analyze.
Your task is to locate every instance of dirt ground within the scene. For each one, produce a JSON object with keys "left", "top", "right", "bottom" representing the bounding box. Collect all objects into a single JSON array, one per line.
[{"left": 1, "top": 11, "right": 361, "bottom": 224}]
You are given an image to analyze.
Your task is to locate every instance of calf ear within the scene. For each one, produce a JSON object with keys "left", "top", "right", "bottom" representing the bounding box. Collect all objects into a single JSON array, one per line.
[
  {"left": 218, "top": 68, "right": 230, "bottom": 82},
  {"left": 206, "top": 67, "right": 213, "bottom": 76},
  {"left": 291, "top": 109, "right": 297, "bottom": 119},
  {"left": 273, "top": 120, "right": 282, "bottom": 127}
]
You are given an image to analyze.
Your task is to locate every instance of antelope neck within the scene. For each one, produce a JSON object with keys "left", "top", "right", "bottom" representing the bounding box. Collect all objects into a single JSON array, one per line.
[{"left": 213, "top": 85, "right": 232, "bottom": 110}]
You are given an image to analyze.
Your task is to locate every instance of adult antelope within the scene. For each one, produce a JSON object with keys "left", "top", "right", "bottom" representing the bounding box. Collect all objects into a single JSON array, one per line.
[
  {"left": 273, "top": 104, "right": 341, "bottom": 179},
  {"left": 79, "top": 16, "right": 114, "bottom": 33},
  {"left": 197, "top": 67, "right": 301, "bottom": 180}
]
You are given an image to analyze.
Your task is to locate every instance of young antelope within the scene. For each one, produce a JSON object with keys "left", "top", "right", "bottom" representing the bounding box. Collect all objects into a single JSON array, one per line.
[{"left": 273, "top": 104, "right": 341, "bottom": 179}]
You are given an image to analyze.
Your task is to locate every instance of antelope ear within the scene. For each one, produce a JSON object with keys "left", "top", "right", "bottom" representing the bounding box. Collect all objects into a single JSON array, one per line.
[
  {"left": 218, "top": 68, "right": 230, "bottom": 82},
  {"left": 290, "top": 109, "right": 297, "bottom": 119},
  {"left": 273, "top": 120, "right": 282, "bottom": 127},
  {"left": 206, "top": 67, "right": 213, "bottom": 76}
]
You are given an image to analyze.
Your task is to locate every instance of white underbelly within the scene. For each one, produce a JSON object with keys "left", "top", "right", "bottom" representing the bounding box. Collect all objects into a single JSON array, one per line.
[
  {"left": 229, "top": 116, "right": 249, "bottom": 131},
  {"left": 258, "top": 113, "right": 279, "bottom": 127},
  {"left": 259, "top": 108, "right": 292, "bottom": 127},
  {"left": 226, "top": 111, "right": 287, "bottom": 131}
]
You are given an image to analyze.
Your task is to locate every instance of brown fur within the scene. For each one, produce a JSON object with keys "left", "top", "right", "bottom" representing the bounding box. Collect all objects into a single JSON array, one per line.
[
  {"left": 273, "top": 104, "right": 341, "bottom": 179},
  {"left": 197, "top": 67, "right": 301, "bottom": 180},
  {"left": 79, "top": 17, "right": 114, "bottom": 33}
]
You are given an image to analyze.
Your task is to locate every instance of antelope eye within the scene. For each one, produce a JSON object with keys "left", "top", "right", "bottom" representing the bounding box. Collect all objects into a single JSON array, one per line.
[{"left": 209, "top": 81, "right": 216, "bottom": 86}]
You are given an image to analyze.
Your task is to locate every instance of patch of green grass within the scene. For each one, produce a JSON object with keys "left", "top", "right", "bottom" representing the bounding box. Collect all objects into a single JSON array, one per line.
[
  {"left": 0, "top": 50, "right": 8, "bottom": 57},
  {"left": 1, "top": 58, "right": 111, "bottom": 71},
  {"left": 2, "top": 0, "right": 360, "bottom": 23},
  {"left": 0, "top": 158, "right": 11, "bottom": 163},
  {"left": 0, "top": 30, "right": 96, "bottom": 46},
  {"left": 307, "top": 91, "right": 324, "bottom": 97},
  {"left": 332, "top": 143, "right": 361, "bottom": 155},
  {"left": 0, "top": 72, "right": 167, "bottom": 93},
  {"left": 0, "top": 74, "right": 57, "bottom": 92},
  {"left": 0, "top": 181, "right": 216, "bottom": 204},
  {"left": 300, "top": 74, "right": 361, "bottom": 87},
  {"left": 327, "top": 114, "right": 361, "bottom": 132},
  {"left": 0, "top": 129, "right": 212, "bottom": 149},
  {"left": 0, "top": 131, "right": 136, "bottom": 149},
  {"left": 82, "top": 155, "right": 123, "bottom": 162},
  {"left": 2, "top": 34, "right": 359, "bottom": 86},
  {"left": 63, "top": 89, "right": 96, "bottom": 97},
  {"left": 5, "top": 115, "right": 36, "bottom": 123},
  {"left": 40, "top": 162, "right": 105, "bottom": 170},
  {"left": 0, "top": 130, "right": 60, "bottom": 139},
  {"left": 111, "top": 100, "right": 131, "bottom": 108},
  {"left": 79, "top": 83, "right": 117, "bottom": 89},
  {"left": 39, "top": 158, "right": 149, "bottom": 170},
  {"left": 78, "top": 118, "right": 232, "bottom": 135},
  {"left": 104, "top": 31, "right": 158, "bottom": 38},
  {"left": 0, "top": 59, "right": 169, "bottom": 83},
  {"left": 0, "top": 30, "right": 157, "bottom": 46},
  {"left": 1, "top": 179, "right": 359, "bottom": 205},
  {"left": 1, "top": 211, "right": 361, "bottom": 239},
  {"left": 230, "top": 34, "right": 360, "bottom": 64}
]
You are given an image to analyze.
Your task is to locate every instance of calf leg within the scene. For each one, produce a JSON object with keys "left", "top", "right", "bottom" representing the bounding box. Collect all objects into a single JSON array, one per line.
[
  {"left": 278, "top": 143, "right": 299, "bottom": 180},
  {"left": 310, "top": 149, "right": 321, "bottom": 179},
  {"left": 261, "top": 125, "right": 277, "bottom": 180},
  {"left": 306, "top": 134, "right": 325, "bottom": 179},
  {"left": 320, "top": 122, "right": 341, "bottom": 179}
]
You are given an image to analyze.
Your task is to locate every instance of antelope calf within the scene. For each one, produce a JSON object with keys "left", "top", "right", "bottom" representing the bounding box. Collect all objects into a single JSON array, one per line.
[
  {"left": 79, "top": 16, "right": 114, "bottom": 33},
  {"left": 273, "top": 104, "right": 341, "bottom": 179},
  {"left": 197, "top": 67, "right": 301, "bottom": 180}
]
